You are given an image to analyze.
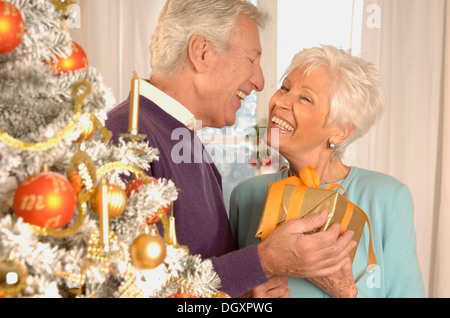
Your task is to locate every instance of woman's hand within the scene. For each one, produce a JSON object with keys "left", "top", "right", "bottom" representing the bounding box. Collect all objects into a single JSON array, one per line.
[
  {"left": 246, "top": 276, "right": 290, "bottom": 298},
  {"left": 306, "top": 261, "right": 358, "bottom": 298}
]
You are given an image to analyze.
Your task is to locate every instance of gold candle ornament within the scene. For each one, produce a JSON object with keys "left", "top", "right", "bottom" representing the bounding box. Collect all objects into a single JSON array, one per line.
[
  {"left": 121, "top": 72, "right": 146, "bottom": 142},
  {"left": 128, "top": 71, "right": 140, "bottom": 135},
  {"left": 97, "top": 178, "right": 110, "bottom": 251},
  {"left": 165, "top": 203, "right": 188, "bottom": 253}
]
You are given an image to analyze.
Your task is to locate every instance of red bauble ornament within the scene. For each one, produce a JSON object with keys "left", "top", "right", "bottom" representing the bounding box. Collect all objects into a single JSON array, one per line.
[
  {"left": 13, "top": 172, "right": 77, "bottom": 229},
  {"left": 145, "top": 203, "right": 170, "bottom": 225},
  {"left": 0, "top": 1, "right": 25, "bottom": 54},
  {"left": 125, "top": 178, "right": 143, "bottom": 197},
  {"left": 169, "top": 292, "right": 199, "bottom": 298},
  {"left": 125, "top": 177, "right": 169, "bottom": 225},
  {"left": 53, "top": 41, "right": 88, "bottom": 74},
  {"left": 125, "top": 177, "right": 158, "bottom": 197}
]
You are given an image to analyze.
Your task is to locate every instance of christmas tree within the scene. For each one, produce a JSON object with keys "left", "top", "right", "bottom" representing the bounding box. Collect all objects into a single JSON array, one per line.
[{"left": 0, "top": 0, "right": 221, "bottom": 298}]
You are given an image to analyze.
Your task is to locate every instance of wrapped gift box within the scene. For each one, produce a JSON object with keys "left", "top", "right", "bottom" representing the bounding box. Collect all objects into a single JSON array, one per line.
[{"left": 255, "top": 166, "right": 375, "bottom": 264}]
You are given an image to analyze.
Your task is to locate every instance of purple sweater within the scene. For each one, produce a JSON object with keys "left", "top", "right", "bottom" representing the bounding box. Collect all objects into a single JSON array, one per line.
[{"left": 106, "top": 95, "right": 267, "bottom": 297}]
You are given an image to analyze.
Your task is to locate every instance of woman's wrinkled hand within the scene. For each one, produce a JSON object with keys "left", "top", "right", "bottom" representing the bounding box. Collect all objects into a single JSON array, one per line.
[
  {"left": 247, "top": 276, "right": 290, "bottom": 298},
  {"left": 306, "top": 260, "right": 358, "bottom": 298}
]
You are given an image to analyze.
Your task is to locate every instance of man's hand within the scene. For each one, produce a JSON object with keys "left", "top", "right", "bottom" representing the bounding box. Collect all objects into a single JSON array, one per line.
[{"left": 257, "top": 210, "right": 357, "bottom": 278}]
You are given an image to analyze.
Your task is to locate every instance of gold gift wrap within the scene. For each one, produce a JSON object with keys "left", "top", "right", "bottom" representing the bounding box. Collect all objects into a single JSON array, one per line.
[
  {"left": 255, "top": 166, "right": 376, "bottom": 265},
  {"left": 256, "top": 184, "right": 367, "bottom": 261}
]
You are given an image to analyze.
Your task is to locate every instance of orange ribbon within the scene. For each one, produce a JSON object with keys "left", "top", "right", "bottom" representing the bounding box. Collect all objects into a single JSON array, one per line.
[{"left": 261, "top": 165, "right": 377, "bottom": 279}]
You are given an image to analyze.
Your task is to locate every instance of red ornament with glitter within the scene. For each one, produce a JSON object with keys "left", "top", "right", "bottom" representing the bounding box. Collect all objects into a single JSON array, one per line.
[
  {"left": 125, "top": 178, "right": 146, "bottom": 198},
  {"left": 13, "top": 172, "right": 77, "bottom": 229},
  {"left": 0, "top": 1, "right": 25, "bottom": 54},
  {"left": 53, "top": 41, "right": 88, "bottom": 74},
  {"left": 146, "top": 203, "right": 170, "bottom": 225},
  {"left": 125, "top": 177, "right": 170, "bottom": 224}
]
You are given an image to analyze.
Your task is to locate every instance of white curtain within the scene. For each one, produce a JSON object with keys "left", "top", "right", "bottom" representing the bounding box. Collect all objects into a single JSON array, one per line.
[
  {"left": 431, "top": 0, "right": 450, "bottom": 298},
  {"left": 344, "top": 0, "right": 448, "bottom": 297},
  {"left": 70, "top": 0, "right": 166, "bottom": 104}
]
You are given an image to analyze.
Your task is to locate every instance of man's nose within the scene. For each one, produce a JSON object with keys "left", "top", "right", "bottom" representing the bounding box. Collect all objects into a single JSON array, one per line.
[{"left": 251, "top": 63, "right": 265, "bottom": 92}]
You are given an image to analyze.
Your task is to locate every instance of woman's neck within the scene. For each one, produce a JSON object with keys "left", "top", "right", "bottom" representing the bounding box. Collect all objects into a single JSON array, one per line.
[{"left": 288, "top": 156, "right": 350, "bottom": 184}]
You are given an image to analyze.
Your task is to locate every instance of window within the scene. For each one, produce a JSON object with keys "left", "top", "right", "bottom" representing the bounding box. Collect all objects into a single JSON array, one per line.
[{"left": 277, "top": 0, "right": 363, "bottom": 80}]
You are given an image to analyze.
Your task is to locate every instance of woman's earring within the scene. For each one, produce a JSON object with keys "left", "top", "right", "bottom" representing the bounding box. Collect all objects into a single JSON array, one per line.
[{"left": 329, "top": 142, "right": 336, "bottom": 150}]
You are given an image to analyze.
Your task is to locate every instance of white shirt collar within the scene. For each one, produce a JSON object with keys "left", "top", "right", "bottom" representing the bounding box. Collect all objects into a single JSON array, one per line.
[{"left": 138, "top": 79, "right": 196, "bottom": 130}]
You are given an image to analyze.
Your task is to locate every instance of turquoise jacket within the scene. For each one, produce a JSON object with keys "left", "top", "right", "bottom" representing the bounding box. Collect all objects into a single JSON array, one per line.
[{"left": 229, "top": 167, "right": 426, "bottom": 298}]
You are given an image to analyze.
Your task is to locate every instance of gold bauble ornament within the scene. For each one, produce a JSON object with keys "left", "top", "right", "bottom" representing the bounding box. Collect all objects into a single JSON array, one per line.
[
  {"left": 130, "top": 233, "right": 166, "bottom": 269},
  {"left": 0, "top": 259, "right": 27, "bottom": 298},
  {"left": 211, "top": 291, "right": 231, "bottom": 298},
  {"left": 90, "top": 182, "right": 127, "bottom": 219}
]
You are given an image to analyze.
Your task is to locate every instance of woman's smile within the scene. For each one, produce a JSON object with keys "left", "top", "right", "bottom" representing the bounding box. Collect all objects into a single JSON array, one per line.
[{"left": 271, "top": 114, "right": 295, "bottom": 133}]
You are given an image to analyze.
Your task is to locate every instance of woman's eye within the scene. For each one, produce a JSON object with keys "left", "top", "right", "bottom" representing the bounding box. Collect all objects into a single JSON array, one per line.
[
  {"left": 280, "top": 86, "right": 289, "bottom": 92},
  {"left": 300, "top": 96, "right": 313, "bottom": 104}
]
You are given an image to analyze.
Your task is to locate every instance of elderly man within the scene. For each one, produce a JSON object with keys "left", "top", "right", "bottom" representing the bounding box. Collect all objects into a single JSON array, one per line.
[{"left": 106, "top": 0, "right": 355, "bottom": 298}]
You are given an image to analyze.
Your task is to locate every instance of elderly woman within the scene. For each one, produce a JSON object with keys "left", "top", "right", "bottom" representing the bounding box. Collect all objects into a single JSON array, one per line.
[{"left": 229, "top": 45, "right": 426, "bottom": 298}]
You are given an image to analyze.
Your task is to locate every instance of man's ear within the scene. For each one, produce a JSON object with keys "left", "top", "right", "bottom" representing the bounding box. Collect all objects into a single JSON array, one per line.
[{"left": 188, "top": 34, "right": 208, "bottom": 73}]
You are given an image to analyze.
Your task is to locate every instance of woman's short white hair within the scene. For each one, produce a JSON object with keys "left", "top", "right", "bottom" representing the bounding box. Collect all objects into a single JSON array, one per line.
[
  {"left": 150, "top": 0, "right": 268, "bottom": 77},
  {"left": 284, "top": 45, "right": 386, "bottom": 158}
]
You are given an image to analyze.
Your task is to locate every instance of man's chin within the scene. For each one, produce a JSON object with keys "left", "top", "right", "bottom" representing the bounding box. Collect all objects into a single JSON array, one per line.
[{"left": 225, "top": 117, "right": 237, "bottom": 128}]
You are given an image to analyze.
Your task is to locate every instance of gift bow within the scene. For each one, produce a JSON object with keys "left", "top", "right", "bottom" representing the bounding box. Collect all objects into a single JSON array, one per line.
[{"left": 261, "top": 165, "right": 377, "bottom": 278}]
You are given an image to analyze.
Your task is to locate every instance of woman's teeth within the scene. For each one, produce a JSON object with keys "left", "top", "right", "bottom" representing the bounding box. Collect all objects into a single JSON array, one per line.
[
  {"left": 272, "top": 116, "right": 295, "bottom": 132},
  {"left": 236, "top": 90, "right": 247, "bottom": 100}
]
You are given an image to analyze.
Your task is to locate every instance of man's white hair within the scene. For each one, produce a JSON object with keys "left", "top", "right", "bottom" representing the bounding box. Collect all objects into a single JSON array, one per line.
[
  {"left": 150, "top": 0, "right": 269, "bottom": 77},
  {"left": 284, "top": 45, "right": 386, "bottom": 158}
]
